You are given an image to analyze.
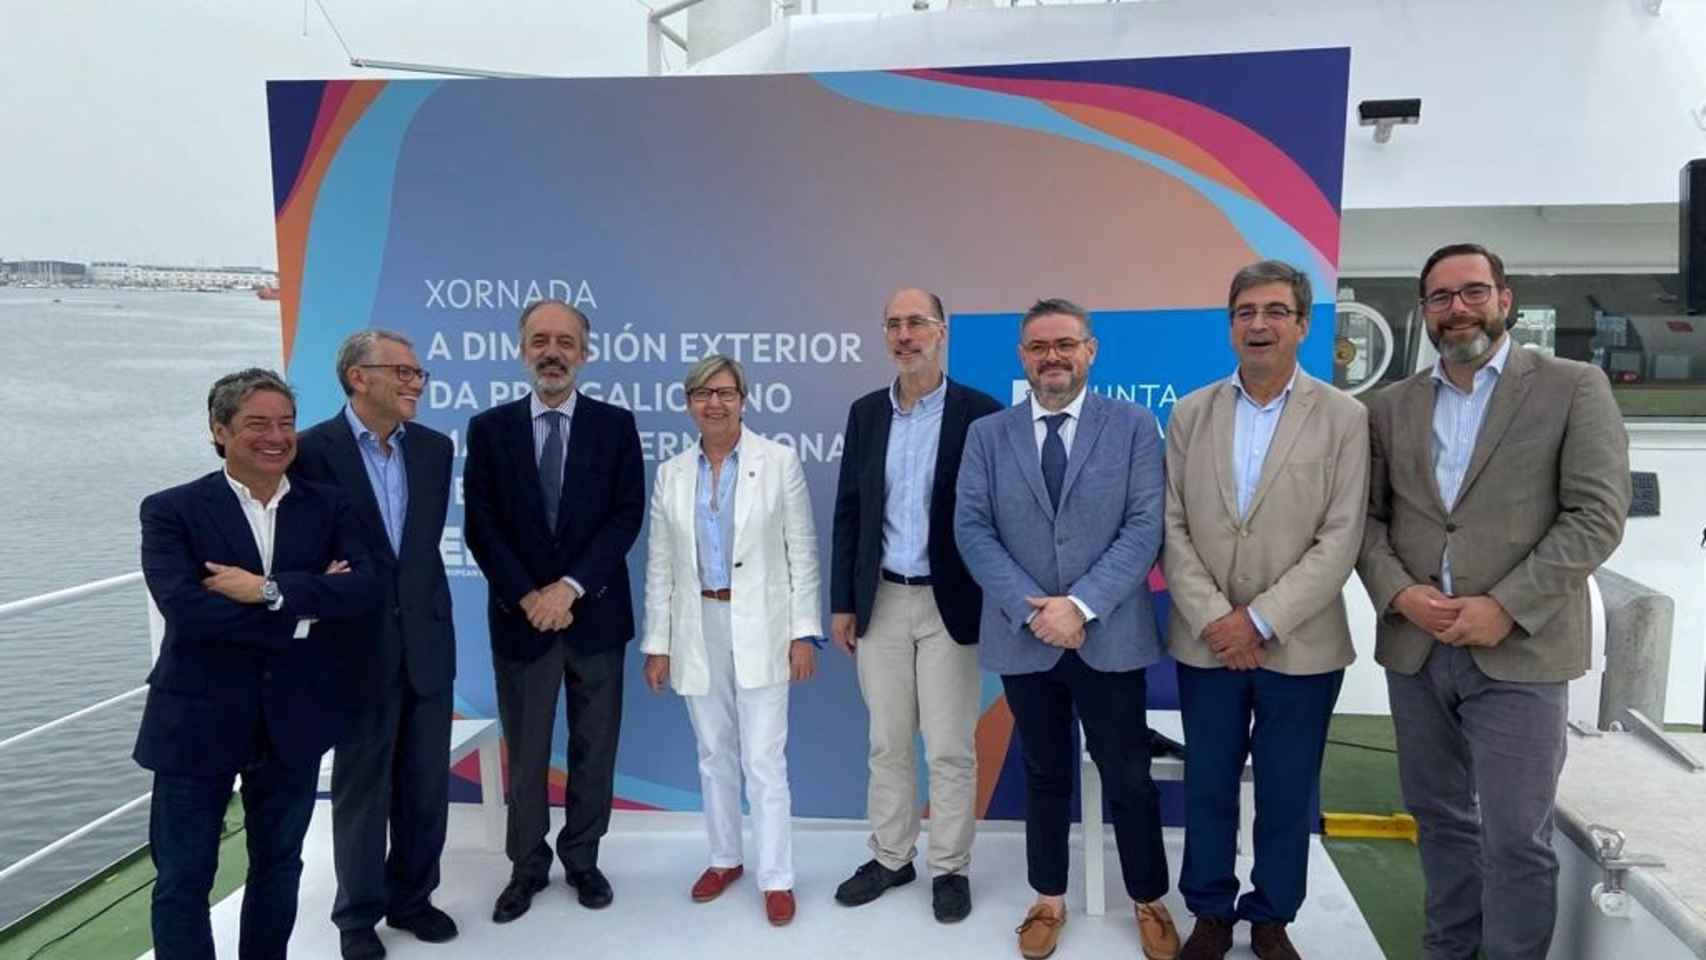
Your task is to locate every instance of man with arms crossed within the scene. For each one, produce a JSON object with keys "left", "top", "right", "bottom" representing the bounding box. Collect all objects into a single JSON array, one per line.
[
  {"left": 137, "top": 368, "right": 375, "bottom": 959},
  {"left": 956, "top": 298, "right": 1180, "bottom": 960},
  {"left": 1163, "top": 261, "right": 1368, "bottom": 960},
  {"left": 1359, "top": 243, "right": 1629, "bottom": 959},
  {"left": 830, "top": 287, "right": 1002, "bottom": 922},
  {"left": 293, "top": 330, "right": 458, "bottom": 959},
  {"left": 463, "top": 299, "right": 645, "bottom": 924}
]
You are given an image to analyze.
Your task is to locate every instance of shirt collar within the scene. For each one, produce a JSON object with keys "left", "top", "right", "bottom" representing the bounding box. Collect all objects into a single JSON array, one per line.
[
  {"left": 696, "top": 428, "right": 743, "bottom": 468},
  {"left": 1430, "top": 334, "right": 1513, "bottom": 392},
  {"left": 1231, "top": 364, "right": 1299, "bottom": 410},
  {"left": 1030, "top": 385, "right": 1088, "bottom": 424},
  {"left": 889, "top": 374, "right": 948, "bottom": 417},
  {"left": 530, "top": 389, "right": 578, "bottom": 420},
  {"left": 224, "top": 469, "right": 290, "bottom": 510},
  {"left": 343, "top": 403, "right": 406, "bottom": 446}
]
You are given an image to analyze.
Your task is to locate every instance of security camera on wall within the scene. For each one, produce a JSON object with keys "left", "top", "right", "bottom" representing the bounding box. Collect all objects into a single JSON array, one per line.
[{"left": 1357, "top": 98, "right": 1421, "bottom": 143}]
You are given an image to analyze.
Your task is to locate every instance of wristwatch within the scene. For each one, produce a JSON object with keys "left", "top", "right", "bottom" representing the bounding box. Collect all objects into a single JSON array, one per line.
[{"left": 260, "top": 577, "right": 282, "bottom": 609}]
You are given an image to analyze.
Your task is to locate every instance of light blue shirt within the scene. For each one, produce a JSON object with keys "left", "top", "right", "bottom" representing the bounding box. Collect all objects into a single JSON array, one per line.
[
  {"left": 343, "top": 404, "right": 408, "bottom": 554},
  {"left": 1431, "top": 336, "right": 1512, "bottom": 594},
  {"left": 880, "top": 376, "right": 946, "bottom": 577},
  {"left": 1229, "top": 366, "right": 1298, "bottom": 639},
  {"left": 695, "top": 443, "right": 739, "bottom": 591},
  {"left": 530, "top": 390, "right": 584, "bottom": 597}
]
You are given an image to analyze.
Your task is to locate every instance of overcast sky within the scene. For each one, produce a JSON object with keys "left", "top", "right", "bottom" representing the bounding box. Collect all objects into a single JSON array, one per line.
[{"left": 0, "top": 0, "right": 928, "bottom": 268}]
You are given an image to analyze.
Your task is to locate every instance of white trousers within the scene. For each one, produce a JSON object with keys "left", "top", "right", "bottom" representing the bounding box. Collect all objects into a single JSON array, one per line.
[{"left": 682, "top": 598, "right": 794, "bottom": 891}]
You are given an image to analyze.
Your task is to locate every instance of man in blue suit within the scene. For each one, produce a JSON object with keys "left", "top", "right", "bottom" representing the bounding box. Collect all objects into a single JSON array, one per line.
[
  {"left": 955, "top": 299, "right": 1180, "bottom": 960},
  {"left": 292, "top": 330, "right": 458, "bottom": 959},
  {"left": 463, "top": 299, "right": 645, "bottom": 924},
  {"left": 136, "top": 368, "right": 377, "bottom": 960}
]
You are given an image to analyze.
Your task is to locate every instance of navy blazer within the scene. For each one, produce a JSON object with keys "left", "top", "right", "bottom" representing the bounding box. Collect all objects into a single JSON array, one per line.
[
  {"left": 830, "top": 379, "right": 1003, "bottom": 645},
  {"left": 462, "top": 393, "right": 645, "bottom": 664},
  {"left": 134, "top": 471, "right": 378, "bottom": 777},
  {"left": 292, "top": 412, "right": 456, "bottom": 698},
  {"left": 954, "top": 392, "right": 1166, "bottom": 676}
]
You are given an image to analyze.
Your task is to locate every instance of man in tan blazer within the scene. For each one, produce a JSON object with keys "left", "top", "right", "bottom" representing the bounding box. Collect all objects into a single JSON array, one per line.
[
  {"left": 1163, "top": 260, "right": 1368, "bottom": 960},
  {"left": 1358, "top": 243, "right": 1629, "bottom": 960}
]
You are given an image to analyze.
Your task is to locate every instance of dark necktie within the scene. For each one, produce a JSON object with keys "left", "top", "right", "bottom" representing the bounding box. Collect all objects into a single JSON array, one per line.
[
  {"left": 1042, "top": 413, "right": 1068, "bottom": 510},
  {"left": 539, "top": 410, "right": 565, "bottom": 529}
]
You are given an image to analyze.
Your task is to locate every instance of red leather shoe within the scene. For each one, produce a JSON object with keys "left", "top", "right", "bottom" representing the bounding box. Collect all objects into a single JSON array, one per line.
[
  {"left": 765, "top": 889, "right": 796, "bottom": 927},
  {"left": 690, "top": 865, "right": 744, "bottom": 903}
]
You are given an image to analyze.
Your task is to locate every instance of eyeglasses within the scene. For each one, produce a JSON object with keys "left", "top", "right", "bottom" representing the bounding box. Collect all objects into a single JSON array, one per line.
[
  {"left": 1421, "top": 283, "right": 1496, "bottom": 313},
  {"left": 1231, "top": 304, "right": 1298, "bottom": 323},
  {"left": 358, "top": 363, "right": 430, "bottom": 384},
  {"left": 1022, "top": 337, "right": 1091, "bottom": 358},
  {"left": 883, "top": 316, "right": 942, "bottom": 334},
  {"left": 688, "top": 387, "right": 742, "bottom": 404}
]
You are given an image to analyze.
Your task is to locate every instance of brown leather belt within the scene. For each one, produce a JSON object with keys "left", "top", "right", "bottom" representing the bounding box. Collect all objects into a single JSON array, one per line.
[{"left": 700, "top": 588, "right": 732, "bottom": 601}]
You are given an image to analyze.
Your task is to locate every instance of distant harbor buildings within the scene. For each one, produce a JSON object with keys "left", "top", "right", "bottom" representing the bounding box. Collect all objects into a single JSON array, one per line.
[{"left": 0, "top": 259, "right": 278, "bottom": 291}]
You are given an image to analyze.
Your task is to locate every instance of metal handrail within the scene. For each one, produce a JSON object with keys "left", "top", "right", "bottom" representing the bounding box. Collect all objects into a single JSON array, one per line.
[
  {"left": 0, "top": 793, "right": 152, "bottom": 885},
  {"left": 0, "top": 685, "right": 148, "bottom": 754},
  {"left": 0, "top": 571, "right": 143, "bottom": 621},
  {"left": 0, "top": 572, "right": 155, "bottom": 887}
]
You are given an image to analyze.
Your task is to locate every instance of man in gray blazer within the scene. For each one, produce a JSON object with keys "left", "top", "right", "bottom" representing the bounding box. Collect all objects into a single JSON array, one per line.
[
  {"left": 1358, "top": 243, "right": 1630, "bottom": 960},
  {"left": 956, "top": 298, "right": 1179, "bottom": 960},
  {"left": 1164, "top": 261, "right": 1368, "bottom": 960}
]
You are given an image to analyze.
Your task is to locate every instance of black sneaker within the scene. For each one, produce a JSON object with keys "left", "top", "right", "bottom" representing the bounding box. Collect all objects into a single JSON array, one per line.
[
  {"left": 833, "top": 859, "right": 917, "bottom": 906},
  {"left": 339, "top": 928, "right": 385, "bottom": 960},
  {"left": 931, "top": 873, "right": 971, "bottom": 923}
]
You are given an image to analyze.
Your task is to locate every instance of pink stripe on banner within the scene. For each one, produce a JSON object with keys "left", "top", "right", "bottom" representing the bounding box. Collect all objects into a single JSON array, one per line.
[{"left": 904, "top": 70, "right": 1338, "bottom": 267}]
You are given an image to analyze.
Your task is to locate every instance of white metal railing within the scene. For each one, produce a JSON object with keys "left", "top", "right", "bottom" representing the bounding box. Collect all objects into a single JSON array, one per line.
[{"left": 0, "top": 572, "right": 157, "bottom": 887}]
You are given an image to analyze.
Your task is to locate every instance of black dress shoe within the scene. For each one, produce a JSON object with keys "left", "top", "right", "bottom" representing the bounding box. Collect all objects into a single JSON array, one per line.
[
  {"left": 931, "top": 873, "right": 972, "bottom": 923},
  {"left": 492, "top": 874, "right": 549, "bottom": 924},
  {"left": 339, "top": 928, "right": 386, "bottom": 960},
  {"left": 567, "top": 866, "right": 614, "bottom": 909},
  {"left": 834, "top": 859, "right": 917, "bottom": 906},
  {"left": 387, "top": 904, "right": 459, "bottom": 943}
]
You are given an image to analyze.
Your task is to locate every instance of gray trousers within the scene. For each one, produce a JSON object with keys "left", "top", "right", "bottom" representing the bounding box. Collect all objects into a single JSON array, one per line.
[{"left": 1387, "top": 645, "right": 1568, "bottom": 960}]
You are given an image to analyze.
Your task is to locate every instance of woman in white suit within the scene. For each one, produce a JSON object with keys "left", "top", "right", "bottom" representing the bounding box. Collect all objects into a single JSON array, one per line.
[{"left": 640, "top": 354, "right": 822, "bottom": 927}]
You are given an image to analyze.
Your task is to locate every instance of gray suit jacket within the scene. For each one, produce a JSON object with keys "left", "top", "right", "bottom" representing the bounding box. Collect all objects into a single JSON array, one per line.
[
  {"left": 955, "top": 391, "right": 1166, "bottom": 676},
  {"left": 1357, "top": 344, "right": 1630, "bottom": 683},
  {"left": 1164, "top": 371, "right": 1369, "bottom": 675}
]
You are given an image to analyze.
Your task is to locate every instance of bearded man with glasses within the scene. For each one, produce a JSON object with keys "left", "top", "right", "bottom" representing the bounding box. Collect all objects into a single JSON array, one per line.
[{"left": 1358, "top": 243, "right": 1630, "bottom": 959}]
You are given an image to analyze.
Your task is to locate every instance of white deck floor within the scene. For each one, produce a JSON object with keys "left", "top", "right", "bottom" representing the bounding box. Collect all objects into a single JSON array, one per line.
[{"left": 146, "top": 802, "right": 1383, "bottom": 959}]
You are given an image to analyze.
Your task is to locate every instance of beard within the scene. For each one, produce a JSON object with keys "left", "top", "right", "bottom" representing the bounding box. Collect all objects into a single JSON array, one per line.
[{"left": 1431, "top": 314, "right": 1503, "bottom": 366}]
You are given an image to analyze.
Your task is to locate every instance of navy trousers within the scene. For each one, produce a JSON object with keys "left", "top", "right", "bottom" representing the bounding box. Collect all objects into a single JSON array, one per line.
[
  {"left": 1176, "top": 663, "right": 1342, "bottom": 924},
  {"left": 150, "top": 756, "right": 318, "bottom": 960}
]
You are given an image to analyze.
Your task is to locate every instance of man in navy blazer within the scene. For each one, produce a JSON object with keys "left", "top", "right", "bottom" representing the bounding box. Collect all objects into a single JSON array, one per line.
[
  {"left": 955, "top": 299, "right": 1180, "bottom": 960},
  {"left": 137, "top": 368, "right": 376, "bottom": 960},
  {"left": 463, "top": 299, "right": 645, "bottom": 924},
  {"left": 292, "top": 330, "right": 458, "bottom": 959}
]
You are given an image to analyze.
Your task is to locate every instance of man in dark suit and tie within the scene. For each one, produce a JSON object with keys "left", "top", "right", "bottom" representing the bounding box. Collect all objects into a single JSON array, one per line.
[
  {"left": 292, "top": 331, "right": 457, "bottom": 959},
  {"left": 137, "top": 368, "right": 376, "bottom": 960},
  {"left": 955, "top": 299, "right": 1180, "bottom": 960},
  {"left": 829, "top": 287, "right": 1002, "bottom": 922},
  {"left": 463, "top": 299, "right": 645, "bottom": 924}
]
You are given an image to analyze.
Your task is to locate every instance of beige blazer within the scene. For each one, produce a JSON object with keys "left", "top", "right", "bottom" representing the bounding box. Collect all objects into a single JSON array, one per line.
[
  {"left": 639, "top": 429, "right": 823, "bottom": 696},
  {"left": 1164, "top": 370, "right": 1369, "bottom": 675},
  {"left": 1357, "top": 344, "right": 1630, "bottom": 683}
]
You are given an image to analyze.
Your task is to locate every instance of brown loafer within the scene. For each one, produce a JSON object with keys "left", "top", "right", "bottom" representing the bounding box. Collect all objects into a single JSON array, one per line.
[
  {"left": 690, "top": 865, "right": 744, "bottom": 902},
  {"left": 1251, "top": 921, "right": 1302, "bottom": 960},
  {"left": 765, "top": 889, "right": 796, "bottom": 927},
  {"left": 1016, "top": 903, "right": 1066, "bottom": 959},
  {"left": 1136, "top": 900, "right": 1182, "bottom": 960}
]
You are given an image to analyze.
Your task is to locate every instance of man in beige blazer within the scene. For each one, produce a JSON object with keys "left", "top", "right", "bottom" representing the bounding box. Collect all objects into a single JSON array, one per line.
[
  {"left": 1163, "top": 260, "right": 1368, "bottom": 960},
  {"left": 1358, "top": 243, "right": 1629, "bottom": 960}
]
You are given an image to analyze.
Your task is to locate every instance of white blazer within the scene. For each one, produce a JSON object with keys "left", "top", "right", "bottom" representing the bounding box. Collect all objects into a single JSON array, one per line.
[{"left": 640, "top": 429, "right": 822, "bottom": 696}]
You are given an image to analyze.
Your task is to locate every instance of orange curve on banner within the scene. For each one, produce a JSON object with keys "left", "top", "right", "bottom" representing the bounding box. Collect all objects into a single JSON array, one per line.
[
  {"left": 974, "top": 695, "right": 1016, "bottom": 818},
  {"left": 275, "top": 80, "right": 387, "bottom": 367},
  {"left": 1046, "top": 98, "right": 1259, "bottom": 206}
]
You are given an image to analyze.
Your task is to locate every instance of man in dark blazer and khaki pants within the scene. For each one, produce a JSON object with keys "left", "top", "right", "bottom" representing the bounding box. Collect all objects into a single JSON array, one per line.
[
  {"left": 463, "top": 299, "right": 645, "bottom": 924},
  {"left": 292, "top": 330, "right": 458, "bottom": 959},
  {"left": 1359, "top": 243, "right": 1630, "bottom": 960},
  {"left": 829, "top": 287, "right": 1002, "bottom": 923}
]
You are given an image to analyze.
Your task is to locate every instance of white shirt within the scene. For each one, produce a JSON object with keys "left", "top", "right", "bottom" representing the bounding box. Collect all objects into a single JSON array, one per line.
[
  {"left": 1430, "top": 336, "right": 1512, "bottom": 594},
  {"left": 223, "top": 471, "right": 311, "bottom": 638},
  {"left": 1024, "top": 385, "right": 1096, "bottom": 623}
]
